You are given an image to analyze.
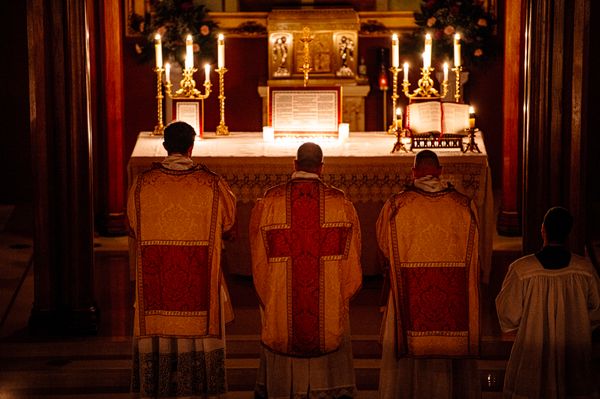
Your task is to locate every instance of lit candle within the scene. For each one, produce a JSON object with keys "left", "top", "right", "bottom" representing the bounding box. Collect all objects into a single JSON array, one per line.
[
  {"left": 424, "top": 33, "right": 432, "bottom": 70},
  {"left": 338, "top": 123, "right": 350, "bottom": 141},
  {"left": 218, "top": 33, "right": 225, "bottom": 69},
  {"left": 185, "top": 34, "right": 194, "bottom": 69},
  {"left": 469, "top": 105, "right": 476, "bottom": 129},
  {"left": 263, "top": 126, "right": 275, "bottom": 142},
  {"left": 403, "top": 62, "right": 409, "bottom": 82},
  {"left": 204, "top": 63, "right": 211, "bottom": 83},
  {"left": 154, "top": 33, "right": 163, "bottom": 68},
  {"left": 165, "top": 62, "right": 171, "bottom": 83},
  {"left": 443, "top": 62, "right": 449, "bottom": 82},
  {"left": 396, "top": 107, "right": 402, "bottom": 129},
  {"left": 454, "top": 33, "right": 461, "bottom": 67},
  {"left": 391, "top": 34, "right": 399, "bottom": 68}
]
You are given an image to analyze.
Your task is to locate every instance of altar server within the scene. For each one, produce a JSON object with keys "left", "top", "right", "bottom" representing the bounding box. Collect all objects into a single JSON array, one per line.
[
  {"left": 496, "top": 206, "right": 600, "bottom": 398},
  {"left": 377, "top": 149, "right": 480, "bottom": 399},
  {"left": 250, "top": 142, "right": 362, "bottom": 398},
  {"left": 128, "top": 121, "right": 236, "bottom": 398}
]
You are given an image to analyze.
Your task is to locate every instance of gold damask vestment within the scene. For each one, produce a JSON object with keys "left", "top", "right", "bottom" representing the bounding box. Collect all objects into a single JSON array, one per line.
[{"left": 377, "top": 185, "right": 480, "bottom": 358}]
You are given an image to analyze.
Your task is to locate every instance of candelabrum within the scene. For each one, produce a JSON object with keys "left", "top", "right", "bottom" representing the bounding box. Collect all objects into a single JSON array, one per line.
[
  {"left": 402, "top": 67, "right": 448, "bottom": 100},
  {"left": 153, "top": 67, "right": 166, "bottom": 135},
  {"left": 300, "top": 27, "right": 313, "bottom": 87},
  {"left": 462, "top": 128, "right": 481, "bottom": 153},
  {"left": 391, "top": 127, "right": 411, "bottom": 153},
  {"left": 387, "top": 66, "right": 401, "bottom": 135},
  {"left": 452, "top": 65, "right": 462, "bottom": 103},
  {"left": 215, "top": 67, "right": 229, "bottom": 136},
  {"left": 164, "top": 67, "right": 212, "bottom": 100}
]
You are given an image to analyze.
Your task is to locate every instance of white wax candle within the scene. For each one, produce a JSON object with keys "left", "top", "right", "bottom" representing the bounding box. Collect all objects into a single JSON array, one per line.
[
  {"left": 204, "top": 64, "right": 211, "bottom": 83},
  {"left": 454, "top": 33, "right": 461, "bottom": 67},
  {"left": 165, "top": 62, "right": 171, "bottom": 83},
  {"left": 469, "top": 105, "right": 476, "bottom": 128},
  {"left": 396, "top": 107, "right": 402, "bottom": 128},
  {"left": 263, "top": 126, "right": 275, "bottom": 142},
  {"left": 443, "top": 62, "right": 449, "bottom": 81},
  {"left": 218, "top": 33, "right": 225, "bottom": 69},
  {"left": 154, "top": 34, "right": 163, "bottom": 68},
  {"left": 424, "top": 33, "right": 432, "bottom": 70},
  {"left": 185, "top": 34, "right": 194, "bottom": 69},
  {"left": 338, "top": 123, "right": 349, "bottom": 141},
  {"left": 391, "top": 34, "right": 399, "bottom": 68},
  {"left": 403, "top": 62, "right": 409, "bottom": 82}
]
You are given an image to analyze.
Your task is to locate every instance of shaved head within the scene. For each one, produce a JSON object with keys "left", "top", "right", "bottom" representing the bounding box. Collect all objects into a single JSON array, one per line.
[
  {"left": 413, "top": 149, "right": 442, "bottom": 178},
  {"left": 295, "top": 142, "right": 323, "bottom": 173}
]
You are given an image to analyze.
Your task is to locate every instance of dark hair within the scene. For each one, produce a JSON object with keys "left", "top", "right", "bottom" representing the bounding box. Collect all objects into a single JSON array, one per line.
[
  {"left": 163, "top": 121, "right": 196, "bottom": 154},
  {"left": 543, "top": 206, "right": 573, "bottom": 244},
  {"left": 296, "top": 142, "right": 323, "bottom": 172},
  {"left": 414, "top": 149, "right": 440, "bottom": 169}
]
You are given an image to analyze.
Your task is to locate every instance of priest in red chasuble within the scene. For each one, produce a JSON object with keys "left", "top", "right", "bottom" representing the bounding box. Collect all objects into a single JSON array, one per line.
[
  {"left": 250, "top": 142, "right": 362, "bottom": 399},
  {"left": 376, "top": 149, "right": 480, "bottom": 399},
  {"left": 128, "top": 121, "right": 236, "bottom": 398}
]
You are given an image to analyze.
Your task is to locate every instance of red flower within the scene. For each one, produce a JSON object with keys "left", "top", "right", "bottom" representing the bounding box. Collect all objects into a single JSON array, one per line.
[
  {"left": 180, "top": 1, "right": 193, "bottom": 11},
  {"left": 200, "top": 25, "right": 210, "bottom": 36}
]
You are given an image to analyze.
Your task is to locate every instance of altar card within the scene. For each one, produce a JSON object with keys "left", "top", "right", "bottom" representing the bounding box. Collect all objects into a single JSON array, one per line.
[
  {"left": 269, "top": 87, "right": 341, "bottom": 137},
  {"left": 407, "top": 101, "right": 470, "bottom": 134},
  {"left": 173, "top": 100, "right": 201, "bottom": 137}
]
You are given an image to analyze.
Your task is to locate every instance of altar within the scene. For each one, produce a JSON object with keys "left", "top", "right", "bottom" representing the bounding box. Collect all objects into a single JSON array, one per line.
[{"left": 128, "top": 132, "right": 494, "bottom": 281}]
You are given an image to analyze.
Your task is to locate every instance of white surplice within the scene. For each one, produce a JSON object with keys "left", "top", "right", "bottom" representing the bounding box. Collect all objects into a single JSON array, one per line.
[{"left": 496, "top": 253, "right": 600, "bottom": 399}]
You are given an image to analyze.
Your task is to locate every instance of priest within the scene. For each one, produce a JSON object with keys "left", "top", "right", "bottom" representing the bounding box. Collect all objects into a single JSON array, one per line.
[
  {"left": 128, "top": 121, "right": 236, "bottom": 398},
  {"left": 376, "top": 149, "right": 480, "bottom": 399},
  {"left": 250, "top": 142, "right": 362, "bottom": 398}
]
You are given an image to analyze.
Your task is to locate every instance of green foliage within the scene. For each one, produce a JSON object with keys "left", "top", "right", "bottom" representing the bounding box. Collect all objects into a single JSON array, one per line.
[
  {"left": 402, "top": 0, "right": 497, "bottom": 67},
  {"left": 129, "top": 0, "right": 219, "bottom": 67}
]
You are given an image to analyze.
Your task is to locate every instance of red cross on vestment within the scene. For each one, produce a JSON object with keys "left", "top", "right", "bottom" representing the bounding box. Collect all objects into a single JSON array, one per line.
[{"left": 265, "top": 181, "right": 351, "bottom": 355}]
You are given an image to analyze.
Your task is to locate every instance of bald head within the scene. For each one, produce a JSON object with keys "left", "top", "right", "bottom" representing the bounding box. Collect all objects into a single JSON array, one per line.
[
  {"left": 413, "top": 149, "right": 442, "bottom": 178},
  {"left": 295, "top": 142, "right": 323, "bottom": 174}
]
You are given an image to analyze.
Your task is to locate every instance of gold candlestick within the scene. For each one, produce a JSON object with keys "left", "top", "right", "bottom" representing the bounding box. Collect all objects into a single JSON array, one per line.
[
  {"left": 153, "top": 67, "right": 165, "bottom": 135},
  {"left": 402, "top": 66, "right": 448, "bottom": 100},
  {"left": 387, "top": 66, "right": 401, "bottom": 134},
  {"left": 215, "top": 67, "right": 229, "bottom": 136},
  {"left": 452, "top": 65, "right": 463, "bottom": 103}
]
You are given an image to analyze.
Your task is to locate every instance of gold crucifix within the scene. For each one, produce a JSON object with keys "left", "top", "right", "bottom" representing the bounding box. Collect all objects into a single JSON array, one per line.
[{"left": 299, "top": 27, "right": 313, "bottom": 87}]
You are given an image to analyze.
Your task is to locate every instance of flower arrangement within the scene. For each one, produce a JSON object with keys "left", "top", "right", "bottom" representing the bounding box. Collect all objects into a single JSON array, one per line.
[
  {"left": 402, "top": 0, "right": 496, "bottom": 66},
  {"left": 129, "top": 0, "right": 218, "bottom": 67}
]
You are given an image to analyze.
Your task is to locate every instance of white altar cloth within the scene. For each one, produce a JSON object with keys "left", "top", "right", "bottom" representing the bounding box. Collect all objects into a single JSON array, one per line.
[{"left": 128, "top": 132, "right": 494, "bottom": 281}]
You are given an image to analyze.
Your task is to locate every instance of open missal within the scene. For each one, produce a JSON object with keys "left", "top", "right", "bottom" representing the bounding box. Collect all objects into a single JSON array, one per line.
[{"left": 407, "top": 101, "right": 470, "bottom": 134}]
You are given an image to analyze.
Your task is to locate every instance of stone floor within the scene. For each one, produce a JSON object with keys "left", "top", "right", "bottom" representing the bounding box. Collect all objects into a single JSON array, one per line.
[{"left": 0, "top": 203, "right": 524, "bottom": 398}]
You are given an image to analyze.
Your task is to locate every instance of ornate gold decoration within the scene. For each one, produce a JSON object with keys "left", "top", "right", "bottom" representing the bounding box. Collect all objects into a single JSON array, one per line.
[
  {"left": 215, "top": 67, "right": 229, "bottom": 136},
  {"left": 164, "top": 67, "right": 212, "bottom": 100},
  {"left": 452, "top": 65, "right": 463, "bottom": 103},
  {"left": 402, "top": 67, "right": 448, "bottom": 100},
  {"left": 387, "top": 66, "right": 401, "bottom": 135},
  {"left": 299, "top": 27, "right": 313, "bottom": 87},
  {"left": 153, "top": 67, "right": 165, "bottom": 135}
]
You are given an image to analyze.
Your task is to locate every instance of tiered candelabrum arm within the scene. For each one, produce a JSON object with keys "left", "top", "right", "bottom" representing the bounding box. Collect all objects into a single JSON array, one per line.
[
  {"left": 387, "top": 66, "right": 400, "bottom": 135},
  {"left": 164, "top": 67, "right": 212, "bottom": 100},
  {"left": 402, "top": 67, "right": 448, "bottom": 100},
  {"left": 215, "top": 67, "right": 229, "bottom": 136},
  {"left": 153, "top": 67, "right": 165, "bottom": 135}
]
